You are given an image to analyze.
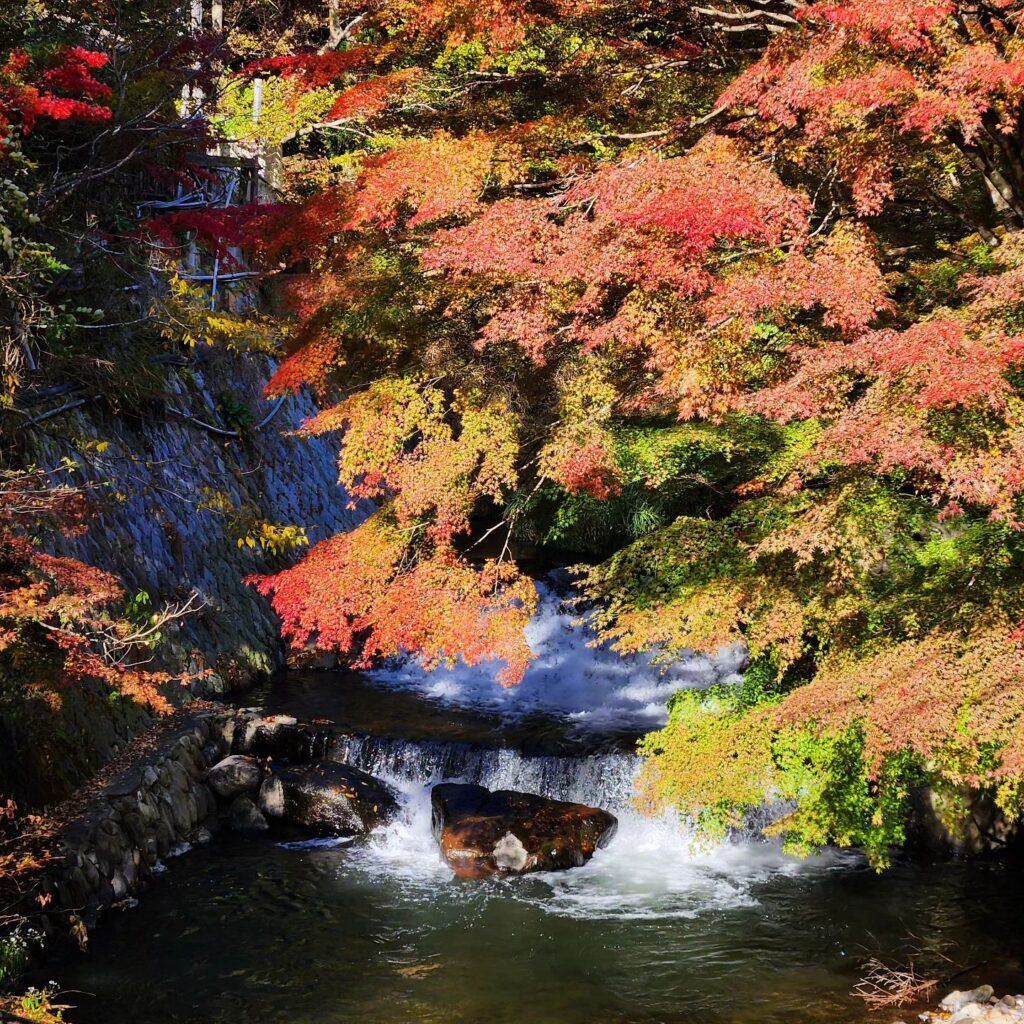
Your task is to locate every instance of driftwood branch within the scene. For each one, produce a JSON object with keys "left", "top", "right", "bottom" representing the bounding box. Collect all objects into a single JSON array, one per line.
[{"left": 853, "top": 958, "right": 939, "bottom": 1011}]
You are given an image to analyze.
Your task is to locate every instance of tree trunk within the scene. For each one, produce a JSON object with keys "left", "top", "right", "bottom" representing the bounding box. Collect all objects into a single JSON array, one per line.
[
  {"left": 927, "top": 189, "right": 1000, "bottom": 247},
  {"left": 959, "top": 141, "right": 1024, "bottom": 226},
  {"left": 327, "top": 0, "right": 343, "bottom": 48}
]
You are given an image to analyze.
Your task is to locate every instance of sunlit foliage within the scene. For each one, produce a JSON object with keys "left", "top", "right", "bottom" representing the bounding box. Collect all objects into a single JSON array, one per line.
[
  {"left": 0, "top": 471, "right": 188, "bottom": 711},
  {"left": 232, "top": 0, "right": 1024, "bottom": 861}
]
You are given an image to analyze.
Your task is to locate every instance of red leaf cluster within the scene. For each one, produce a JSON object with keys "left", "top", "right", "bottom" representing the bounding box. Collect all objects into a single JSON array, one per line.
[
  {"left": 721, "top": 0, "right": 1024, "bottom": 214},
  {"left": 552, "top": 441, "right": 622, "bottom": 499},
  {"left": 326, "top": 68, "right": 422, "bottom": 122},
  {"left": 251, "top": 518, "right": 538, "bottom": 685},
  {"left": 141, "top": 207, "right": 253, "bottom": 260},
  {"left": 242, "top": 48, "right": 372, "bottom": 89},
  {"left": 0, "top": 46, "right": 112, "bottom": 146}
]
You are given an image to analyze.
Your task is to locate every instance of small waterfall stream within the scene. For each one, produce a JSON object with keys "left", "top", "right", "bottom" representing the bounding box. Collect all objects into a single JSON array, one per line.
[
  {"left": 327, "top": 728, "right": 836, "bottom": 924},
  {"left": 54, "top": 581, "right": 1024, "bottom": 1024},
  {"left": 282, "top": 572, "right": 767, "bottom": 900},
  {"left": 330, "top": 734, "right": 641, "bottom": 811},
  {"left": 318, "top": 722, "right": 810, "bottom": 924}
]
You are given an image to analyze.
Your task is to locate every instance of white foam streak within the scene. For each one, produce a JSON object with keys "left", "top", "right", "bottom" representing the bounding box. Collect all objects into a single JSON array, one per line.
[
  {"left": 367, "top": 577, "right": 747, "bottom": 734},
  {"left": 348, "top": 777, "right": 453, "bottom": 885},
  {"left": 339, "top": 757, "right": 855, "bottom": 922}
]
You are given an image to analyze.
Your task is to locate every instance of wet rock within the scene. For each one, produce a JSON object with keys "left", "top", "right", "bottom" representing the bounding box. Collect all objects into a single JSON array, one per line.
[
  {"left": 169, "top": 790, "right": 191, "bottom": 831},
  {"left": 169, "top": 760, "right": 191, "bottom": 793},
  {"left": 232, "top": 713, "right": 332, "bottom": 761},
  {"left": 430, "top": 783, "right": 617, "bottom": 879},
  {"left": 258, "top": 762, "right": 397, "bottom": 834},
  {"left": 919, "top": 987, "right": 1024, "bottom": 1024},
  {"left": 208, "top": 754, "right": 262, "bottom": 800},
  {"left": 943, "top": 987, "right": 996, "bottom": 1013},
  {"left": 110, "top": 870, "right": 128, "bottom": 900},
  {"left": 949, "top": 1006, "right": 985, "bottom": 1024},
  {"left": 228, "top": 795, "right": 269, "bottom": 833},
  {"left": 201, "top": 740, "right": 226, "bottom": 767},
  {"left": 235, "top": 713, "right": 298, "bottom": 751}
]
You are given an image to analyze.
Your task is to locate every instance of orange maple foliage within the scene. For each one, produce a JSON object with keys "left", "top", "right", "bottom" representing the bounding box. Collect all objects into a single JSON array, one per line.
[
  {"left": 251, "top": 517, "right": 538, "bottom": 685},
  {"left": 721, "top": 0, "right": 1024, "bottom": 221},
  {"left": 0, "top": 474, "right": 183, "bottom": 711},
  {"left": 230, "top": 0, "right": 1024, "bottom": 851}
]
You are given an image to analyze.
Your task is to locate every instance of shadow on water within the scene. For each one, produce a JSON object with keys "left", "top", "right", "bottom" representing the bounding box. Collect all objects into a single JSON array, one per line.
[{"left": 54, "top": 827, "right": 1024, "bottom": 1024}]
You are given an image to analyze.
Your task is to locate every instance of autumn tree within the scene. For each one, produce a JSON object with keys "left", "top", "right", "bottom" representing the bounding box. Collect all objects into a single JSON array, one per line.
[
  {"left": 0, "top": 470, "right": 201, "bottom": 710},
  {"left": 720, "top": 0, "right": 1024, "bottom": 238},
  {"left": 0, "top": 2, "right": 223, "bottom": 719},
  {"left": 227, "top": 0, "right": 1024, "bottom": 863},
  {"left": 0, "top": 1, "right": 235, "bottom": 770}
]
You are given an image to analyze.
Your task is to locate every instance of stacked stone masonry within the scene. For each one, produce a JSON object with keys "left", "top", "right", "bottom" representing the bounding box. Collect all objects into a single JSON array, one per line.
[
  {"left": 36, "top": 348, "right": 362, "bottom": 689},
  {"left": 40, "top": 711, "right": 237, "bottom": 932},
  {"left": 40, "top": 708, "right": 350, "bottom": 933}
]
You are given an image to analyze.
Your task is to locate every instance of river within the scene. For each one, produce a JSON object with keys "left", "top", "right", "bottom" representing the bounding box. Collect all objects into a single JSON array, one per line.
[{"left": 53, "top": 579, "right": 1024, "bottom": 1023}]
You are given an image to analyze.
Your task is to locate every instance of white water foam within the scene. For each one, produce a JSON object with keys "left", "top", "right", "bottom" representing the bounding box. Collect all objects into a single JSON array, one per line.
[
  {"left": 526, "top": 820, "right": 854, "bottom": 922},
  {"left": 367, "top": 576, "right": 747, "bottom": 735},
  {"left": 323, "top": 576, "right": 844, "bottom": 920},
  {"left": 277, "top": 836, "right": 356, "bottom": 850},
  {"left": 332, "top": 734, "right": 642, "bottom": 809},
  {"left": 336, "top": 756, "right": 858, "bottom": 922}
]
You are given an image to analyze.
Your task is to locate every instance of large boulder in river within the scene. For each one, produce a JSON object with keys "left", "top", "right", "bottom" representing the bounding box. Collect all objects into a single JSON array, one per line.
[
  {"left": 259, "top": 762, "right": 398, "bottom": 834},
  {"left": 207, "top": 754, "right": 262, "bottom": 800},
  {"left": 431, "top": 783, "right": 617, "bottom": 879}
]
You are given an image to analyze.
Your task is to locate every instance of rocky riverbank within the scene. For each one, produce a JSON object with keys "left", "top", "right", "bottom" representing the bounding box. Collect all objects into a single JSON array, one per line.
[
  {"left": 19, "top": 705, "right": 624, "bottom": 952},
  {"left": 8, "top": 694, "right": 1024, "bottom": 1024},
  {"left": 24, "top": 709, "right": 319, "bottom": 936},
  {"left": 910, "top": 986, "right": 1024, "bottom": 1024},
  {"left": 12, "top": 696, "right": 1024, "bottom": 1024},
  {"left": 34, "top": 709, "right": 236, "bottom": 936}
]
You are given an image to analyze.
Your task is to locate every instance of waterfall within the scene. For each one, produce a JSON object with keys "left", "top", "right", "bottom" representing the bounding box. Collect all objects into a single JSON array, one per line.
[
  {"left": 367, "top": 572, "right": 747, "bottom": 737},
  {"left": 329, "top": 733, "right": 641, "bottom": 811},
  {"left": 323, "top": 573, "right": 745, "bottom": 819},
  {"left": 272, "top": 572, "right": 813, "bottom": 907},
  {"left": 267, "top": 577, "right": 843, "bottom": 921},
  {"left": 328, "top": 728, "right": 819, "bottom": 921}
]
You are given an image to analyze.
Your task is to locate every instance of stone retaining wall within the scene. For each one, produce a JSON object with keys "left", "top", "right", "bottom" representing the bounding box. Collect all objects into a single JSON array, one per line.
[
  {"left": 4, "top": 347, "right": 365, "bottom": 807},
  {"left": 36, "top": 708, "right": 338, "bottom": 935},
  {"left": 35, "top": 347, "right": 362, "bottom": 688},
  {"left": 0, "top": 678, "right": 155, "bottom": 810},
  {"left": 40, "top": 711, "right": 236, "bottom": 933}
]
